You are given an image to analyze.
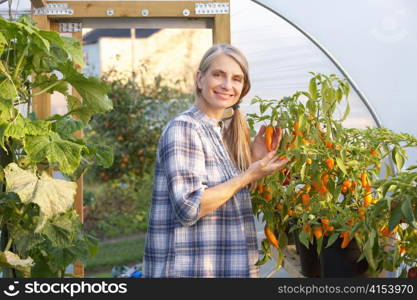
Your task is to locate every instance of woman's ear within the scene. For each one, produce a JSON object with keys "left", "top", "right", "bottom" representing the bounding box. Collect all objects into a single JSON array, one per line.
[{"left": 196, "top": 70, "right": 202, "bottom": 90}]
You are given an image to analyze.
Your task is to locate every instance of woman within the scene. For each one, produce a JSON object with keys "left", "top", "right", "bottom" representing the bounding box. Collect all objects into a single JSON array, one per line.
[{"left": 143, "top": 44, "right": 288, "bottom": 278}]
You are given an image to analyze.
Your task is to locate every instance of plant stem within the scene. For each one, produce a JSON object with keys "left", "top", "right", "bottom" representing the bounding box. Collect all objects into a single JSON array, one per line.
[
  {"left": 13, "top": 43, "right": 29, "bottom": 78},
  {"left": 33, "top": 81, "right": 62, "bottom": 97},
  {"left": 5, "top": 238, "right": 13, "bottom": 252}
]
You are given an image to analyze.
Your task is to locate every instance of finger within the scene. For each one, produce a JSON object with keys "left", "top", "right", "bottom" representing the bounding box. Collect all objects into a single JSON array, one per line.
[
  {"left": 254, "top": 126, "right": 266, "bottom": 142},
  {"left": 276, "top": 126, "right": 283, "bottom": 142},
  {"left": 275, "top": 126, "right": 283, "bottom": 149},
  {"left": 269, "top": 156, "right": 281, "bottom": 165},
  {"left": 275, "top": 158, "right": 289, "bottom": 168},
  {"left": 270, "top": 158, "right": 288, "bottom": 169},
  {"left": 258, "top": 125, "right": 266, "bottom": 136},
  {"left": 271, "top": 127, "right": 282, "bottom": 151}
]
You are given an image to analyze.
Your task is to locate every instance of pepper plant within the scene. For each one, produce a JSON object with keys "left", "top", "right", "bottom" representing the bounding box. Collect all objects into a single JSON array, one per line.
[
  {"left": 248, "top": 72, "right": 417, "bottom": 276},
  {"left": 0, "top": 16, "right": 113, "bottom": 277}
]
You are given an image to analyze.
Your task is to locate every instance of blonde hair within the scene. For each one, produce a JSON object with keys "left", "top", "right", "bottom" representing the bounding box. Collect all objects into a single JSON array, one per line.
[{"left": 195, "top": 44, "right": 252, "bottom": 171}]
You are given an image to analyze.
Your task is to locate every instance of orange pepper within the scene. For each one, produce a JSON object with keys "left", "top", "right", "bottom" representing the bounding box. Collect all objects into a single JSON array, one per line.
[
  {"left": 321, "top": 218, "right": 330, "bottom": 227},
  {"left": 301, "top": 193, "right": 310, "bottom": 206},
  {"left": 303, "top": 223, "right": 311, "bottom": 233},
  {"left": 319, "top": 185, "right": 329, "bottom": 195},
  {"left": 361, "top": 172, "right": 368, "bottom": 187},
  {"left": 264, "top": 226, "right": 279, "bottom": 248},
  {"left": 380, "top": 225, "right": 398, "bottom": 237},
  {"left": 340, "top": 231, "right": 351, "bottom": 249},
  {"left": 257, "top": 183, "right": 264, "bottom": 194},
  {"left": 293, "top": 121, "right": 299, "bottom": 135},
  {"left": 342, "top": 180, "right": 352, "bottom": 189},
  {"left": 264, "top": 192, "right": 272, "bottom": 202},
  {"left": 364, "top": 194, "right": 372, "bottom": 207},
  {"left": 312, "top": 181, "right": 320, "bottom": 191},
  {"left": 265, "top": 125, "right": 274, "bottom": 152},
  {"left": 321, "top": 173, "right": 329, "bottom": 186},
  {"left": 313, "top": 226, "right": 323, "bottom": 240},
  {"left": 370, "top": 147, "right": 379, "bottom": 157},
  {"left": 306, "top": 158, "right": 313, "bottom": 165},
  {"left": 325, "top": 141, "right": 334, "bottom": 149},
  {"left": 326, "top": 158, "right": 335, "bottom": 170}
]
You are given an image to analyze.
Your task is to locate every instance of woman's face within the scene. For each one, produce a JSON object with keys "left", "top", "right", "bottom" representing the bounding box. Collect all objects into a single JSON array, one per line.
[{"left": 197, "top": 53, "right": 245, "bottom": 113}]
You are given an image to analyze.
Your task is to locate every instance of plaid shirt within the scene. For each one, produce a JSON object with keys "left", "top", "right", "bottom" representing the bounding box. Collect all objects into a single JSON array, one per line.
[{"left": 143, "top": 105, "right": 259, "bottom": 278}]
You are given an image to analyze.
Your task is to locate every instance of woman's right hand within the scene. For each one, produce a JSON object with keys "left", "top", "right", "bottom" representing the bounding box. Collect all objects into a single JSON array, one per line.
[{"left": 244, "top": 151, "right": 288, "bottom": 182}]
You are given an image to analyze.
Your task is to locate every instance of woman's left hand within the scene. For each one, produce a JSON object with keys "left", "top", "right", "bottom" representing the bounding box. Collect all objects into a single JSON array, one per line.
[{"left": 251, "top": 126, "right": 282, "bottom": 162}]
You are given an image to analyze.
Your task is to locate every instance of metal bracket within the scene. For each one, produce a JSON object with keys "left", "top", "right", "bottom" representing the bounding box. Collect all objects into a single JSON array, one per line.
[
  {"left": 33, "top": 3, "right": 74, "bottom": 16},
  {"left": 59, "top": 23, "right": 82, "bottom": 33},
  {"left": 195, "top": 2, "right": 230, "bottom": 15}
]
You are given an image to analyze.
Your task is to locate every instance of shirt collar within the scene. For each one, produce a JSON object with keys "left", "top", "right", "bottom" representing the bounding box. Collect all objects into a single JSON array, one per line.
[{"left": 190, "top": 105, "right": 223, "bottom": 128}]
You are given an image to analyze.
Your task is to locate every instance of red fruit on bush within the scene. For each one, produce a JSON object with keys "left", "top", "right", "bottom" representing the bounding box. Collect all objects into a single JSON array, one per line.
[{"left": 408, "top": 267, "right": 417, "bottom": 278}]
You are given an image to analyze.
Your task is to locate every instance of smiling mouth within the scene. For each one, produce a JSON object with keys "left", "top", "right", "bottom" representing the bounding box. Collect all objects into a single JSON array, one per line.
[{"left": 214, "top": 91, "right": 233, "bottom": 97}]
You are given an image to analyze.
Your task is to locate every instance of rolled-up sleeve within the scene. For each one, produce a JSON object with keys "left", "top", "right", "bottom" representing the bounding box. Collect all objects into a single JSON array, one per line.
[{"left": 159, "top": 120, "right": 207, "bottom": 226}]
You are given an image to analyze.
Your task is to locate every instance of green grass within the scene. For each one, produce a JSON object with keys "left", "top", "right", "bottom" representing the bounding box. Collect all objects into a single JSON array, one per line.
[
  {"left": 87, "top": 272, "right": 113, "bottom": 278},
  {"left": 84, "top": 236, "right": 145, "bottom": 276}
]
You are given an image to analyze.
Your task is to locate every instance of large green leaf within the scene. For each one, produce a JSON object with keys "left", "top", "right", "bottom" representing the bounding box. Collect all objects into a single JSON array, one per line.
[
  {"left": 54, "top": 116, "right": 84, "bottom": 137},
  {"left": 25, "top": 132, "right": 86, "bottom": 175},
  {"left": 0, "top": 98, "right": 14, "bottom": 120},
  {"left": 4, "top": 114, "right": 26, "bottom": 140},
  {"left": 309, "top": 77, "right": 318, "bottom": 100},
  {"left": 61, "top": 36, "right": 85, "bottom": 68},
  {"left": 4, "top": 163, "right": 77, "bottom": 229},
  {"left": 401, "top": 196, "right": 417, "bottom": 228},
  {"left": 41, "top": 213, "right": 76, "bottom": 248},
  {"left": 336, "top": 157, "right": 347, "bottom": 176},
  {"left": 25, "top": 120, "right": 51, "bottom": 136},
  {"left": 0, "top": 251, "right": 33, "bottom": 278},
  {"left": 32, "top": 74, "right": 69, "bottom": 95},
  {"left": 0, "top": 78, "right": 18, "bottom": 100},
  {"left": 0, "top": 32, "right": 7, "bottom": 55},
  {"left": 388, "top": 203, "right": 403, "bottom": 232},
  {"left": 66, "top": 95, "right": 97, "bottom": 125},
  {"left": 61, "top": 62, "right": 112, "bottom": 114},
  {"left": 86, "top": 144, "right": 114, "bottom": 168},
  {"left": 38, "top": 30, "right": 64, "bottom": 48}
]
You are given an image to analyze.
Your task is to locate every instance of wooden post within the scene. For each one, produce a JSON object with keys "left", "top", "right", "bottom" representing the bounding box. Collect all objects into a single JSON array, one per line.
[
  {"left": 31, "top": 0, "right": 47, "bottom": 8},
  {"left": 31, "top": 14, "right": 51, "bottom": 119},
  {"left": 71, "top": 30, "right": 85, "bottom": 278},
  {"left": 32, "top": 12, "right": 85, "bottom": 277},
  {"left": 213, "top": 13, "right": 231, "bottom": 44}
]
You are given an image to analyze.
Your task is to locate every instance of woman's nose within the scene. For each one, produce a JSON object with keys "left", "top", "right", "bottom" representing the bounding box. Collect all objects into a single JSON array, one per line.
[{"left": 221, "top": 78, "right": 232, "bottom": 90}]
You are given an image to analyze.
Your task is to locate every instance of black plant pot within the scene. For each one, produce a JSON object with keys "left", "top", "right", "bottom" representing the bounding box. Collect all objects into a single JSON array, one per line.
[
  {"left": 320, "top": 236, "right": 368, "bottom": 278},
  {"left": 294, "top": 230, "right": 321, "bottom": 277}
]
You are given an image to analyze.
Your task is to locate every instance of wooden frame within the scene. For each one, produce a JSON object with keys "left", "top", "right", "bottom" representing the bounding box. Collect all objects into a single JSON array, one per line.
[{"left": 31, "top": 0, "right": 230, "bottom": 278}]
